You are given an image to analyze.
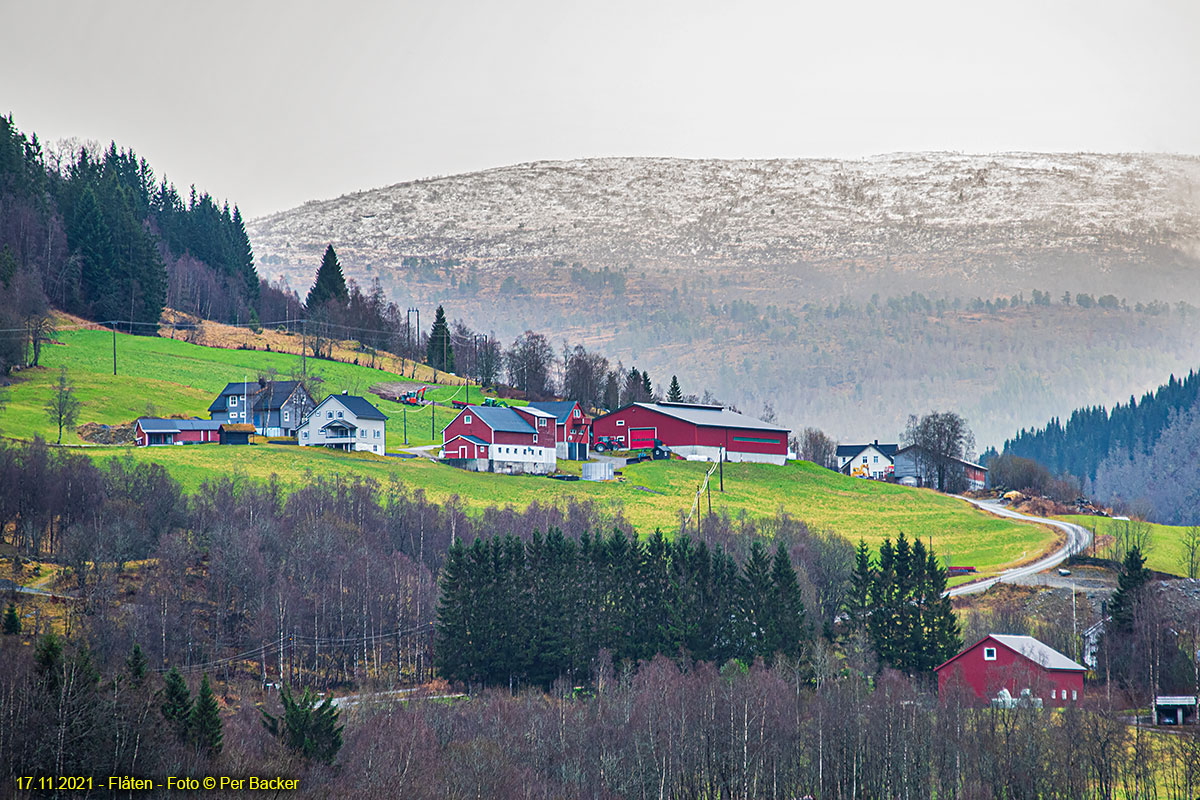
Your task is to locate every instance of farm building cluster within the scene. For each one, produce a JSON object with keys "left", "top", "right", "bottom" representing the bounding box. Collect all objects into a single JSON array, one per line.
[
  {"left": 838, "top": 440, "right": 988, "bottom": 490},
  {"left": 132, "top": 375, "right": 990, "bottom": 490},
  {"left": 136, "top": 379, "right": 387, "bottom": 454}
]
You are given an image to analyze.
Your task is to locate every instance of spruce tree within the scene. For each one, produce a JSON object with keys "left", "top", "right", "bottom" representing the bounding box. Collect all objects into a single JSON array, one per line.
[
  {"left": 69, "top": 186, "right": 113, "bottom": 313},
  {"left": 434, "top": 539, "right": 474, "bottom": 685},
  {"left": 769, "top": 541, "right": 807, "bottom": 661},
  {"left": 920, "top": 548, "right": 961, "bottom": 671},
  {"left": 161, "top": 666, "right": 192, "bottom": 740},
  {"left": 261, "top": 685, "right": 344, "bottom": 765},
  {"left": 426, "top": 305, "right": 455, "bottom": 373},
  {"left": 846, "top": 540, "right": 873, "bottom": 630},
  {"left": 667, "top": 375, "right": 683, "bottom": 402},
  {"left": 1110, "top": 546, "right": 1151, "bottom": 630},
  {"left": 231, "top": 206, "right": 259, "bottom": 303},
  {"left": 125, "top": 642, "right": 147, "bottom": 685},
  {"left": 3, "top": 602, "right": 20, "bottom": 635},
  {"left": 305, "top": 244, "right": 348, "bottom": 310},
  {"left": 189, "top": 674, "right": 223, "bottom": 757},
  {"left": 740, "top": 541, "right": 774, "bottom": 660},
  {"left": 642, "top": 370, "right": 653, "bottom": 399}
]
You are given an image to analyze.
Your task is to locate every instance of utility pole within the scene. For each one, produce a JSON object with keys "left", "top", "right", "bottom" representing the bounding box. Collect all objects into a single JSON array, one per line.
[
  {"left": 403, "top": 407, "right": 408, "bottom": 445},
  {"left": 302, "top": 319, "right": 307, "bottom": 379},
  {"left": 719, "top": 447, "right": 724, "bottom": 492},
  {"left": 112, "top": 325, "right": 117, "bottom": 376}
]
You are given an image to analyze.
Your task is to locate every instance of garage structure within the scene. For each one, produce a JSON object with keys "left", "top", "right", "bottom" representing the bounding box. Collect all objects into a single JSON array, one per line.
[{"left": 591, "top": 402, "right": 790, "bottom": 465}]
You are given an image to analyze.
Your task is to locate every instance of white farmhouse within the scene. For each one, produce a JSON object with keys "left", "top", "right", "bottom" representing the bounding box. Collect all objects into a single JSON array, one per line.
[{"left": 298, "top": 391, "right": 387, "bottom": 453}]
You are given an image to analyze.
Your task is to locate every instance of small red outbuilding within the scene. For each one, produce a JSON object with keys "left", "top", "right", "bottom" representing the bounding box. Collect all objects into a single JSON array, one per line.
[{"left": 935, "top": 634, "right": 1086, "bottom": 707}]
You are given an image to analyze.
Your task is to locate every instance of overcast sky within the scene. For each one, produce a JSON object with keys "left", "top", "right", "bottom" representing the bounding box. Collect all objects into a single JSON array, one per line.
[{"left": 3, "top": 0, "right": 1198, "bottom": 218}]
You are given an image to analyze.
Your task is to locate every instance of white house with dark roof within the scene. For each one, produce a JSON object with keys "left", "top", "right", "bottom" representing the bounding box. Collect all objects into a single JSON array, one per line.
[
  {"left": 298, "top": 391, "right": 387, "bottom": 453},
  {"left": 837, "top": 440, "right": 898, "bottom": 479}
]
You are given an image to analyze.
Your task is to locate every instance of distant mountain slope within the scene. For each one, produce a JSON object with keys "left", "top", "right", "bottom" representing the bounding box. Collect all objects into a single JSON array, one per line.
[
  {"left": 248, "top": 154, "right": 1200, "bottom": 447},
  {"left": 250, "top": 152, "right": 1200, "bottom": 299}
]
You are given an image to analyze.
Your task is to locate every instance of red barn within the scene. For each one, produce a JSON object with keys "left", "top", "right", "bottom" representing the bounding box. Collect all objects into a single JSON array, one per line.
[
  {"left": 936, "top": 634, "right": 1086, "bottom": 707},
  {"left": 527, "top": 401, "right": 591, "bottom": 460},
  {"left": 135, "top": 417, "right": 221, "bottom": 446},
  {"left": 591, "top": 402, "right": 790, "bottom": 465},
  {"left": 440, "top": 404, "right": 557, "bottom": 474}
]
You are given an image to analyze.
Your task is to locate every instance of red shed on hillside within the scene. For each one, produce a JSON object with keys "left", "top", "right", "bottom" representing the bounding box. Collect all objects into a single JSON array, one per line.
[
  {"left": 591, "top": 402, "right": 790, "bottom": 465},
  {"left": 135, "top": 418, "right": 221, "bottom": 446},
  {"left": 936, "top": 634, "right": 1086, "bottom": 707}
]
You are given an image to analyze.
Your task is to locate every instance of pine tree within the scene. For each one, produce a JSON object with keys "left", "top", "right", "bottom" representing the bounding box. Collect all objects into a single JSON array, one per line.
[
  {"left": 434, "top": 539, "right": 475, "bottom": 685},
  {"left": 920, "top": 548, "right": 961, "bottom": 671},
  {"left": 2, "top": 603, "right": 20, "bottom": 635},
  {"left": 869, "top": 539, "right": 897, "bottom": 665},
  {"left": 642, "top": 370, "right": 653, "bottom": 399},
  {"left": 667, "top": 376, "right": 683, "bottom": 402},
  {"left": 68, "top": 186, "right": 113, "bottom": 314},
  {"left": 161, "top": 666, "right": 192, "bottom": 740},
  {"left": 1110, "top": 546, "right": 1151, "bottom": 630},
  {"left": 740, "top": 541, "right": 774, "bottom": 660},
  {"left": 426, "top": 305, "right": 455, "bottom": 373},
  {"left": 231, "top": 206, "right": 259, "bottom": 303},
  {"left": 125, "top": 643, "right": 147, "bottom": 685},
  {"left": 261, "top": 685, "right": 344, "bottom": 765},
  {"left": 189, "top": 674, "right": 223, "bottom": 757},
  {"left": 305, "top": 244, "right": 348, "bottom": 310}
]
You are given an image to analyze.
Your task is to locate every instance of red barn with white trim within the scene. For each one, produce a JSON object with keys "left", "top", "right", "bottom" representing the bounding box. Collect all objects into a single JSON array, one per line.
[
  {"left": 135, "top": 418, "right": 221, "bottom": 446},
  {"left": 440, "top": 404, "right": 557, "bottom": 474},
  {"left": 591, "top": 402, "right": 790, "bottom": 465},
  {"left": 936, "top": 634, "right": 1086, "bottom": 707}
]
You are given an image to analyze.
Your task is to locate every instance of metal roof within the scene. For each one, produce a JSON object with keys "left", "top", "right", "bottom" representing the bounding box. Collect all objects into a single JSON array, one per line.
[
  {"left": 464, "top": 405, "right": 536, "bottom": 434},
  {"left": 175, "top": 419, "right": 221, "bottom": 431},
  {"left": 527, "top": 400, "right": 580, "bottom": 424},
  {"left": 517, "top": 405, "right": 555, "bottom": 418},
  {"left": 316, "top": 393, "right": 387, "bottom": 421},
  {"left": 253, "top": 381, "right": 307, "bottom": 411},
  {"left": 837, "top": 442, "right": 898, "bottom": 458},
  {"left": 626, "top": 402, "right": 789, "bottom": 433},
  {"left": 989, "top": 635, "right": 1087, "bottom": 671},
  {"left": 321, "top": 418, "right": 358, "bottom": 431},
  {"left": 446, "top": 434, "right": 489, "bottom": 445},
  {"left": 894, "top": 444, "right": 987, "bottom": 472},
  {"left": 137, "top": 418, "right": 181, "bottom": 433}
]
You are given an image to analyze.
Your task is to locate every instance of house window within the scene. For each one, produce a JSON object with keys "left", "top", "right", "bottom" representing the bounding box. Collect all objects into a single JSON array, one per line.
[
  {"left": 327, "top": 411, "right": 333, "bottom": 419},
  {"left": 1072, "top": 690, "right": 1077, "bottom": 701},
  {"left": 573, "top": 409, "right": 580, "bottom": 418},
  {"left": 465, "top": 415, "right": 472, "bottom": 424},
  {"left": 372, "top": 445, "right": 377, "bottom": 452},
  {"left": 1051, "top": 690, "right": 1056, "bottom": 699},
  {"left": 983, "top": 647, "right": 997, "bottom": 661},
  {"left": 302, "top": 431, "right": 309, "bottom": 439},
  {"left": 337, "top": 411, "right": 343, "bottom": 418},
  {"left": 616, "top": 420, "right": 625, "bottom": 426},
  {"left": 230, "top": 396, "right": 237, "bottom": 406},
  {"left": 533, "top": 435, "right": 538, "bottom": 443},
  {"left": 862, "top": 456, "right": 868, "bottom": 464},
  {"left": 539, "top": 418, "right": 546, "bottom": 427},
  {"left": 283, "top": 411, "right": 289, "bottom": 422},
  {"left": 359, "top": 429, "right": 365, "bottom": 437},
  {"left": 873, "top": 455, "right": 878, "bottom": 463},
  {"left": 374, "top": 429, "right": 380, "bottom": 438}
]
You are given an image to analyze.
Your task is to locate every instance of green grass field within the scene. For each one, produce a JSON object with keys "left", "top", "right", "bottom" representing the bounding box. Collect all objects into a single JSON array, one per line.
[
  {"left": 1058, "top": 515, "right": 1195, "bottom": 577},
  {"left": 0, "top": 328, "right": 1057, "bottom": 576},
  {"left": 78, "top": 443, "right": 1052, "bottom": 576},
  {"left": 0, "top": 329, "right": 508, "bottom": 448}
]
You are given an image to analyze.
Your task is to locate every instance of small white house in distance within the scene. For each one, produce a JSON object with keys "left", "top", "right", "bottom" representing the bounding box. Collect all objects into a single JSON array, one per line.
[{"left": 298, "top": 391, "right": 387, "bottom": 453}]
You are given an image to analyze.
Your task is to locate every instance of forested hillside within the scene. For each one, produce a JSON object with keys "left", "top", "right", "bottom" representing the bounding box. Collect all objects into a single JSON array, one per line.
[
  {"left": 248, "top": 154, "right": 1200, "bottom": 446},
  {"left": 0, "top": 114, "right": 262, "bottom": 372},
  {"left": 1000, "top": 369, "right": 1200, "bottom": 524}
]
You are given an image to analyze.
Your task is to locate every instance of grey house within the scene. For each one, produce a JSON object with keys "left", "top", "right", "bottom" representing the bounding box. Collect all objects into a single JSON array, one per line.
[{"left": 208, "top": 380, "right": 315, "bottom": 437}]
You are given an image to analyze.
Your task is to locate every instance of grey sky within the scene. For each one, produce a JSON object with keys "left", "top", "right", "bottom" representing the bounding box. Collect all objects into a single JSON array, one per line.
[{"left": 3, "top": 0, "right": 1198, "bottom": 218}]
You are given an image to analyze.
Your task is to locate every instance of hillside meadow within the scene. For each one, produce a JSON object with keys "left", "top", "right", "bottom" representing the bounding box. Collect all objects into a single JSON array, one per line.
[
  {"left": 0, "top": 328, "right": 497, "bottom": 448},
  {"left": 77, "top": 442, "right": 1053, "bottom": 579},
  {"left": 1058, "top": 514, "right": 1195, "bottom": 577}
]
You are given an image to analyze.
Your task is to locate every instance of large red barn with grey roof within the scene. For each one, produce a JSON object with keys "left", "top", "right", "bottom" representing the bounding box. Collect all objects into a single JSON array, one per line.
[{"left": 591, "top": 402, "right": 790, "bottom": 465}]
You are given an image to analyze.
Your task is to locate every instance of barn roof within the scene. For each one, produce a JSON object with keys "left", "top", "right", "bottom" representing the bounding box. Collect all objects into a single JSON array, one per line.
[
  {"left": 527, "top": 400, "right": 581, "bottom": 423},
  {"left": 174, "top": 419, "right": 222, "bottom": 431},
  {"left": 624, "top": 402, "right": 789, "bottom": 433},
  {"left": 516, "top": 404, "right": 556, "bottom": 419},
  {"left": 446, "top": 434, "right": 489, "bottom": 445},
  {"left": 936, "top": 634, "right": 1086, "bottom": 674},
  {"left": 465, "top": 405, "right": 536, "bottom": 434}
]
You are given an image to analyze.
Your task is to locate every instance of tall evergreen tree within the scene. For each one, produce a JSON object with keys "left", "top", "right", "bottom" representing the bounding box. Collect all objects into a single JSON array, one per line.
[
  {"left": 305, "top": 244, "right": 348, "bottom": 310},
  {"left": 161, "top": 666, "right": 192, "bottom": 740},
  {"left": 667, "top": 375, "right": 683, "bottom": 402},
  {"left": 1109, "top": 546, "right": 1151, "bottom": 630},
  {"left": 434, "top": 539, "right": 475, "bottom": 685},
  {"left": 768, "top": 541, "right": 808, "bottom": 661},
  {"left": 426, "top": 305, "right": 455, "bottom": 373},
  {"left": 189, "top": 674, "right": 223, "bottom": 757},
  {"left": 846, "top": 540, "right": 873, "bottom": 630},
  {"left": 125, "top": 643, "right": 148, "bottom": 685},
  {"left": 231, "top": 206, "right": 259, "bottom": 303},
  {"left": 919, "top": 548, "right": 961, "bottom": 671},
  {"left": 68, "top": 186, "right": 113, "bottom": 315},
  {"left": 740, "top": 541, "right": 775, "bottom": 660},
  {"left": 642, "top": 370, "right": 653, "bottom": 399},
  {"left": 2, "top": 602, "right": 20, "bottom": 635}
]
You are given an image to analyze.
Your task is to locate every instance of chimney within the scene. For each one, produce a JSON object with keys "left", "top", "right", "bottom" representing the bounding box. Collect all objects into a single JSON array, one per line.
[
  {"left": 874, "top": 439, "right": 878, "bottom": 446},
  {"left": 341, "top": 389, "right": 348, "bottom": 395}
]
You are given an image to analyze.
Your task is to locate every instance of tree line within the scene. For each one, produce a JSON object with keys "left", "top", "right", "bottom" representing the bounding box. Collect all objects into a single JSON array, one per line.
[{"left": 435, "top": 530, "right": 809, "bottom": 690}]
